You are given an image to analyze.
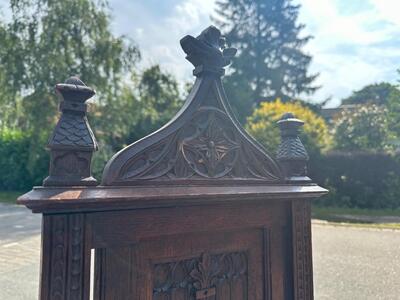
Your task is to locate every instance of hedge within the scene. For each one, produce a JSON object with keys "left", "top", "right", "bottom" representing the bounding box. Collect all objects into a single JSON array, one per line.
[
  {"left": 310, "top": 151, "right": 400, "bottom": 209},
  {"left": 0, "top": 129, "right": 48, "bottom": 191},
  {"left": 2, "top": 129, "right": 400, "bottom": 210}
]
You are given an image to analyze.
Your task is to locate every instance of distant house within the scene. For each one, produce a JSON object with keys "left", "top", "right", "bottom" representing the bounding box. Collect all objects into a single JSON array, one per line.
[{"left": 320, "top": 104, "right": 359, "bottom": 122}]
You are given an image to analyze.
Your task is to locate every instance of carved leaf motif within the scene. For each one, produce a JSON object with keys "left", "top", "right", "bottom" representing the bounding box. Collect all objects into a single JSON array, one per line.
[{"left": 153, "top": 251, "right": 248, "bottom": 297}]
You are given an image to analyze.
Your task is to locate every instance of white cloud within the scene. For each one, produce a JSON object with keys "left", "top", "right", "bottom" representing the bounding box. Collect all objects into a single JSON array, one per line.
[
  {"left": 2, "top": 0, "right": 398, "bottom": 107},
  {"left": 297, "top": 0, "right": 400, "bottom": 107},
  {"left": 370, "top": 0, "right": 400, "bottom": 26},
  {"left": 109, "top": 0, "right": 215, "bottom": 84}
]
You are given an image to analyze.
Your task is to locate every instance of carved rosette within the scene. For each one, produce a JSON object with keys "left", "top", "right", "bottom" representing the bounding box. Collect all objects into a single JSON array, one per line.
[
  {"left": 43, "top": 76, "right": 98, "bottom": 186},
  {"left": 102, "top": 26, "right": 283, "bottom": 185},
  {"left": 181, "top": 108, "right": 240, "bottom": 178}
]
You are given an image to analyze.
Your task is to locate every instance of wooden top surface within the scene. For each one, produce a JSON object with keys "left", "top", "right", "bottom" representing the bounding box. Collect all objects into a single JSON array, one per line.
[{"left": 18, "top": 184, "right": 327, "bottom": 213}]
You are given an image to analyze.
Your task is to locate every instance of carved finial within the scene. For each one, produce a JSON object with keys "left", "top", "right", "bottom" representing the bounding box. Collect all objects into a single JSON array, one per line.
[
  {"left": 277, "top": 113, "right": 310, "bottom": 182},
  {"left": 180, "top": 25, "right": 237, "bottom": 76},
  {"left": 43, "top": 76, "right": 98, "bottom": 186}
]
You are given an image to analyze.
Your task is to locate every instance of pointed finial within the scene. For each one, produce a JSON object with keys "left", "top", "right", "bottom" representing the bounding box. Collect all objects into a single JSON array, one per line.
[
  {"left": 277, "top": 113, "right": 310, "bottom": 182},
  {"left": 43, "top": 76, "right": 98, "bottom": 186},
  {"left": 180, "top": 25, "right": 237, "bottom": 77}
]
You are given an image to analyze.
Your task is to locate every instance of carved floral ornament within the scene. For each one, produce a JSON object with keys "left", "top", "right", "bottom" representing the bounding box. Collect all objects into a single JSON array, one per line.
[
  {"left": 153, "top": 252, "right": 247, "bottom": 298},
  {"left": 101, "top": 26, "right": 284, "bottom": 185}
]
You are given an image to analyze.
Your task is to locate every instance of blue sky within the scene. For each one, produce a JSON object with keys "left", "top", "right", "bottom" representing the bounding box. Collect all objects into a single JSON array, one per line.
[{"left": 2, "top": 0, "right": 400, "bottom": 107}]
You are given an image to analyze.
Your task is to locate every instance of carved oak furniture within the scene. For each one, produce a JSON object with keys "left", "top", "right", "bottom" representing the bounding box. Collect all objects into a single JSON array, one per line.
[{"left": 18, "top": 26, "right": 327, "bottom": 300}]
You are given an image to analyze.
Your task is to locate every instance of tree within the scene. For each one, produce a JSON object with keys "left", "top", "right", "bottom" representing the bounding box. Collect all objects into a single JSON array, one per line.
[
  {"left": 246, "top": 99, "right": 330, "bottom": 156},
  {"left": 123, "top": 65, "right": 184, "bottom": 144},
  {"left": 214, "top": 0, "right": 318, "bottom": 122},
  {"left": 332, "top": 104, "right": 393, "bottom": 152},
  {"left": 91, "top": 65, "right": 184, "bottom": 177},
  {"left": 0, "top": 0, "right": 140, "bottom": 170},
  {"left": 341, "top": 82, "right": 400, "bottom": 106},
  {"left": 0, "top": 19, "right": 25, "bottom": 129}
]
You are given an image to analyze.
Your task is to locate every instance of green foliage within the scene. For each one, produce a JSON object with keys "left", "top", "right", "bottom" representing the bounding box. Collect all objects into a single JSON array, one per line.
[
  {"left": 0, "top": 0, "right": 185, "bottom": 185},
  {"left": 131, "top": 65, "right": 183, "bottom": 142},
  {"left": 387, "top": 88, "right": 400, "bottom": 143},
  {"left": 0, "top": 128, "right": 48, "bottom": 191},
  {"left": 246, "top": 99, "right": 330, "bottom": 156},
  {"left": 312, "top": 152, "right": 400, "bottom": 209},
  {"left": 332, "top": 104, "right": 394, "bottom": 152},
  {"left": 0, "top": 0, "right": 140, "bottom": 174},
  {"left": 215, "top": 0, "right": 318, "bottom": 121},
  {"left": 0, "top": 191, "right": 22, "bottom": 204},
  {"left": 341, "top": 82, "right": 400, "bottom": 106},
  {"left": 85, "top": 64, "right": 184, "bottom": 179},
  {"left": 94, "top": 65, "right": 184, "bottom": 149}
]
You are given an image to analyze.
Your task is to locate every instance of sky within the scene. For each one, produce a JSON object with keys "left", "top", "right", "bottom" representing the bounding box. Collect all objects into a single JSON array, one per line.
[{"left": 2, "top": 0, "right": 400, "bottom": 107}]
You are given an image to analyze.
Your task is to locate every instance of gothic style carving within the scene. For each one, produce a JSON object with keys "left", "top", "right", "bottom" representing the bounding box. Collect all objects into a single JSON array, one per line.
[
  {"left": 49, "top": 215, "right": 68, "bottom": 299},
  {"left": 102, "top": 26, "right": 283, "bottom": 185},
  {"left": 153, "top": 252, "right": 247, "bottom": 299},
  {"left": 292, "top": 200, "right": 313, "bottom": 300},
  {"left": 46, "top": 214, "right": 86, "bottom": 300},
  {"left": 43, "top": 76, "right": 98, "bottom": 186},
  {"left": 181, "top": 108, "right": 240, "bottom": 178},
  {"left": 67, "top": 214, "right": 84, "bottom": 300}
]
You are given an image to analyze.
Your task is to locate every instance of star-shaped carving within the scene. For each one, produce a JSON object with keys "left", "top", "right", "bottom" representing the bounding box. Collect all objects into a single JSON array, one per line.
[{"left": 182, "top": 111, "right": 239, "bottom": 177}]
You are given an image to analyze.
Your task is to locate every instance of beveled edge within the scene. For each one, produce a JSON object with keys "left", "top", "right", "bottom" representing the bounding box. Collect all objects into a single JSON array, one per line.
[{"left": 17, "top": 184, "right": 328, "bottom": 214}]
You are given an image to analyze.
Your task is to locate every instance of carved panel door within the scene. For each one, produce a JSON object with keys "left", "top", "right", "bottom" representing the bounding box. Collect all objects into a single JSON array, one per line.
[
  {"left": 95, "top": 228, "right": 266, "bottom": 300},
  {"left": 141, "top": 228, "right": 265, "bottom": 299}
]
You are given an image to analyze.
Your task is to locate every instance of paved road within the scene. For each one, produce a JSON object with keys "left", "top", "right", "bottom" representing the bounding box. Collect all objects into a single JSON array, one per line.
[
  {"left": 0, "top": 204, "right": 41, "bottom": 300},
  {"left": 1, "top": 203, "right": 400, "bottom": 299},
  {"left": 312, "top": 224, "right": 400, "bottom": 300}
]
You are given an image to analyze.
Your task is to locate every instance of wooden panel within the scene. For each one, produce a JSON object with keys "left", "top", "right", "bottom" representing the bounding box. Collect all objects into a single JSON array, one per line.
[
  {"left": 94, "top": 247, "right": 134, "bottom": 300},
  {"left": 153, "top": 252, "right": 247, "bottom": 299},
  {"left": 93, "top": 228, "right": 268, "bottom": 300},
  {"left": 89, "top": 201, "right": 288, "bottom": 248}
]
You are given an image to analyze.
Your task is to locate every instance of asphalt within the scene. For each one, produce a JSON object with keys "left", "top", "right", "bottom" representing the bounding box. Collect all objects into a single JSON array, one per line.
[{"left": 1, "top": 203, "right": 399, "bottom": 300}]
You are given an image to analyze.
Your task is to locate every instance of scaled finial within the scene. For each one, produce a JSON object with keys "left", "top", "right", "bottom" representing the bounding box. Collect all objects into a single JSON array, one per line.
[
  {"left": 277, "top": 113, "right": 310, "bottom": 181},
  {"left": 43, "top": 76, "right": 98, "bottom": 186}
]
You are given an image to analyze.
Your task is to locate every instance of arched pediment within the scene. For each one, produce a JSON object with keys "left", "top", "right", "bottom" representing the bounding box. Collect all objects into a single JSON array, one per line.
[{"left": 101, "top": 26, "right": 283, "bottom": 186}]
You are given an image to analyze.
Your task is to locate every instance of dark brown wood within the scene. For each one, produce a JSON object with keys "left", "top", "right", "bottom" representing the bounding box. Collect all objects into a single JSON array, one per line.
[
  {"left": 291, "top": 200, "right": 314, "bottom": 300},
  {"left": 101, "top": 26, "right": 282, "bottom": 186},
  {"left": 43, "top": 77, "right": 98, "bottom": 187},
  {"left": 39, "top": 214, "right": 91, "bottom": 300},
  {"left": 18, "top": 25, "right": 327, "bottom": 300}
]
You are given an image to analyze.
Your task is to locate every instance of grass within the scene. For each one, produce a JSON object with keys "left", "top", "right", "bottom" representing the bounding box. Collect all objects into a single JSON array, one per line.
[
  {"left": 320, "top": 222, "right": 400, "bottom": 230},
  {"left": 312, "top": 206, "right": 400, "bottom": 230},
  {"left": 312, "top": 206, "right": 400, "bottom": 218},
  {"left": 0, "top": 191, "right": 22, "bottom": 204}
]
